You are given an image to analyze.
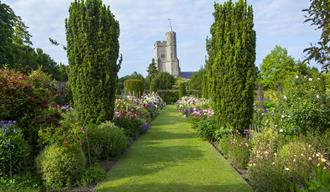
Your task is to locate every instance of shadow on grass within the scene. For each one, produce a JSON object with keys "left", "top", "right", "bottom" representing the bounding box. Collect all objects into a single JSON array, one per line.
[
  {"left": 97, "top": 182, "right": 251, "bottom": 192},
  {"left": 104, "top": 144, "right": 205, "bottom": 181}
]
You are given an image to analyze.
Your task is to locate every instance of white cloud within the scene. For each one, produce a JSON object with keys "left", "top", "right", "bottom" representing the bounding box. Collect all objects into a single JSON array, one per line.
[{"left": 3, "top": 0, "right": 321, "bottom": 76}]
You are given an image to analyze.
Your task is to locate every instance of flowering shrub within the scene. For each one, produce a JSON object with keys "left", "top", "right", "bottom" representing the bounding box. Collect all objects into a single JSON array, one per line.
[
  {"left": 256, "top": 75, "right": 329, "bottom": 135},
  {"left": 176, "top": 96, "right": 213, "bottom": 118},
  {"left": 278, "top": 75, "right": 328, "bottom": 134},
  {"left": 0, "top": 69, "right": 33, "bottom": 119},
  {"left": 114, "top": 93, "right": 165, "bottom": 138},
  {"left": 276, "top": 141, "right": 329, "bottom": 186}
]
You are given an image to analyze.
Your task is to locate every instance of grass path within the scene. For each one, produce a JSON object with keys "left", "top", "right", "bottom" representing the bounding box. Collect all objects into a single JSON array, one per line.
[{"left": 96, "top": 105, "right": 252, "bottom": 192}]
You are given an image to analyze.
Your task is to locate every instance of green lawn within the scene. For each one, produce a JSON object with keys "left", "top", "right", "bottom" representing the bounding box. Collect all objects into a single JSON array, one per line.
[{"left": 96, "top": 105, "right": 252, "bottom": 192}]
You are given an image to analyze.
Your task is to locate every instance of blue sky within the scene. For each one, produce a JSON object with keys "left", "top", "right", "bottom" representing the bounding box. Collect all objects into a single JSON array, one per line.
[{"left": 4, "top": 0, "right": 320, "bottom": 77}]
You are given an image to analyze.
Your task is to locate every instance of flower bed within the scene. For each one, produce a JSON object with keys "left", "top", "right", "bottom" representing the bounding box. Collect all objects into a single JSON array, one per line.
[
  {"left": 176, "top": 96, "right": 330, "bottom": 191},
  {"left": 114, "top": 93, "right": 165, "bottom": 138}
]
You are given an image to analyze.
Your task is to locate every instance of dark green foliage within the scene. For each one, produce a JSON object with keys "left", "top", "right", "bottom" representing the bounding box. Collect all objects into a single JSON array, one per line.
[
  {"left": 205, "top": 0, "right": 256, "bottom": 132},
  {"left": 38, "top": 111, "right": 84, "bottom": 148},
  {"left": 301, "top": 168, "right": 330, "bottom": 192},
  {"left": 85, "top": 121, "right": 128, "bottom": 160},
  {"left": 178, "top": 82, "right": 186, "bottom": 98},
  {"left": 66, "top": 0, "right": 120, "bottom": 124},
  {"left": 151, "top": 72, "right": 175, "bottom": 90},
  {"left": 36, "top": 144, "right": 86, "bottom": 189},
  {"left": 0, "top": 125, "right": 29, "bottom": 177},
  {"left": 188, "top": 69, "right": 204, "bottom": 92},
  {"left": 303, "top": 0, "right": 330, "bottom": 71},
  {"left": 157, "top": 90, "right": 179, "bottom": 104},
  {"left": 113, "top": 117, "right": 142, "bottom": 139},
  {"left": 147, "top": 59, "right": 158, "bottom": 78},
  {"left": 124, "top": 79, "right": 144, "bottom": 97},
  {"left": 146, "top": 59, "right": 159, "bottom": 90},
  {"left": 0, "top": 2, "right": 67, "bottom": 80},
  {"left": 80, "top": 163, "right": 106, "bottom": 187}
]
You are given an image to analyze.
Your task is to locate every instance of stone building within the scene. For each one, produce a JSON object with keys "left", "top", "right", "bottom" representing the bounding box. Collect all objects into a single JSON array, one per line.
[{"left": 154, "top": 31, "right": 181, "bottom": 77}]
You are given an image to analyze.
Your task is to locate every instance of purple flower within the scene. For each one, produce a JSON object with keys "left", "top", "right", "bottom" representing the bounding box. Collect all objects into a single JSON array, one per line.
[{"left": 140, "top": 123, "right": 150, "bottom": 133}]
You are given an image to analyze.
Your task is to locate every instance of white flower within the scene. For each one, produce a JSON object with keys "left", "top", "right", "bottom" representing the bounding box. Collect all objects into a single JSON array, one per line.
[
  {"left": 308, "top": 78, "right": 313, "bottom": 81},
  {"left": 317, "top": 78, "right": 321, "bottom": 80},
  {"left": 283, "top": 96, "right": 288, "bottom": 100},
  {"left": 295, "top": 75, "right": 299, "bottom": 79},
  {"left": 279, "top": 129, "right": 284, "bottom": 133},
  {"left": 285, "top": 167, "right": 290, "bottom": 171},
  {"left": 281, "top": 114, "right": 285, "bottom": 119},
  {"left": 316, "top": 95, "right": 320, "bottom": 99}
]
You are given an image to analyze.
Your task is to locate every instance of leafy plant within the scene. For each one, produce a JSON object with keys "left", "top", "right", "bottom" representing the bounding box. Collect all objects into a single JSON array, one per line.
[
  {"left": 80, "top": 163, "right": 106, "bottom": 187},
  {"left": 0, "top": 122, "right": 29, "bottom": 177},
  {"left": 36, "top": 144, "right": 86, "bottom": 189},
  {"left": 85, "top": 121, "right": 128, "bottom": 161},
  {"left": 227, "top": 135, "right": 250, "bottom": 170}
]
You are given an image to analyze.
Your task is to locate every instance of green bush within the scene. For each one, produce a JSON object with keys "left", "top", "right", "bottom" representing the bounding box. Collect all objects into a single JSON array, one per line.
[
  {"left": 157, "top": 90, "right": 179, "bottom": 104},
  {"left": 113, "top": 117, "right": 142, "bottom": 139},
  {"left": 86, "top": 121, "right": 128, "bottom": 160},
  {"left": 124, "top": 79, "right": 144, "bottom": 97},
  {"left": 278, "top": 75, "right": 328, "bottom": 135},
  {"left": 301, "top": 168, "right": 330, "bottom": 192},
  {"left": 178, "top": 82, "right": 186, "bottom": 98},
  {"left": 38, "top": 110, "right": 84, "bottom": 147},
  {"left": 227, "top": 135, "right": 250, "bottom": 170},
  {"left": 151, "top": 72, "right": 175, "bottom": 90},
  {"left": 80, "top": 163, "right": 106, "bottom": 187},
  {"left": 192, "top": 117, "right": 218, "bottom": 141},
  {"left": 0, "top": 174, "right": 41, "bottom": 192},
  {"left": 36, "top": 144, "right": 86, "bottom": 189},
  {"left": 0, "top": 124, "right": 29, "bottom": 177}
]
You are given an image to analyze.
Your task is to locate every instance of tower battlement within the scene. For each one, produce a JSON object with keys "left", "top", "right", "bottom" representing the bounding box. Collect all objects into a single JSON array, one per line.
[{"left": 153, "top": 31, "right": 180, "bottom": 77}]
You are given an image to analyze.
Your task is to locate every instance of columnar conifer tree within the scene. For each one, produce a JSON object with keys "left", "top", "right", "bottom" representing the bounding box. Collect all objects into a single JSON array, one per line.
[
  {"left": 66, "top": 0, "right": 120, "bottom": 124},
  {"left": 205, "top": 0, "right": 256, "bottom": 132}
]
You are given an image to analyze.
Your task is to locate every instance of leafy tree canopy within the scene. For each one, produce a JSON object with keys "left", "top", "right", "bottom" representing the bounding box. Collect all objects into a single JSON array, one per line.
[{"left": 303, "top": 0, "right": 330, "bottom": 71}]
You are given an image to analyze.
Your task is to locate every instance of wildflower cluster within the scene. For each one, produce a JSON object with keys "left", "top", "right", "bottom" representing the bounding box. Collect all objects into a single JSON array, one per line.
[{"left": 176, "top": 96, "right": 213, "bottom": 118}]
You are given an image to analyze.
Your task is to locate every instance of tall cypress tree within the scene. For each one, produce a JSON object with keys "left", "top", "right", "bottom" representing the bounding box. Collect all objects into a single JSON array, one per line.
[
  {"left": 206, "top": 0, "right": 256, "bottom": 132},
  {"left": 66, "top": 0, "right": 120, "bottom": 124}
]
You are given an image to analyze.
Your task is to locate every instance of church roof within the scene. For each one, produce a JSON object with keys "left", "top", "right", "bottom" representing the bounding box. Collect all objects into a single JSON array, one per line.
[{"left": 180, "top": 71, "right": 196, "bottom": 79}]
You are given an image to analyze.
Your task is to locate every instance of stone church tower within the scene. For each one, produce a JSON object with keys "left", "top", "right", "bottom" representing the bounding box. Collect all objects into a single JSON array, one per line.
[{"left": 154, "top": 31, "right": 181, "bottom": 77}]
